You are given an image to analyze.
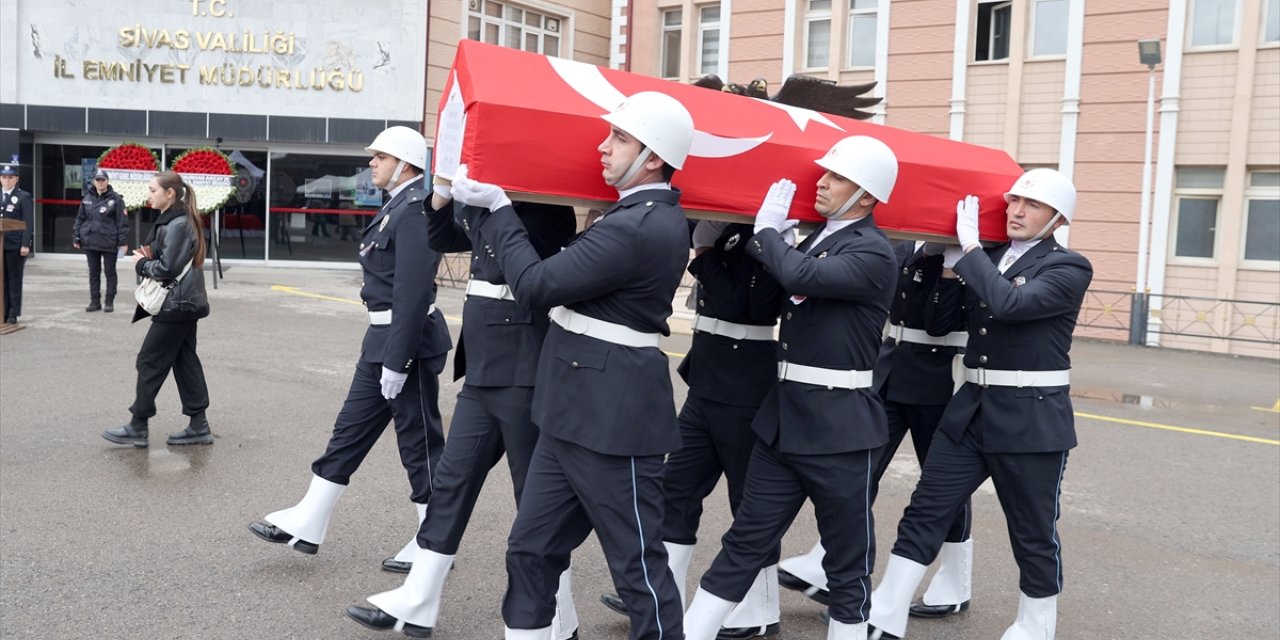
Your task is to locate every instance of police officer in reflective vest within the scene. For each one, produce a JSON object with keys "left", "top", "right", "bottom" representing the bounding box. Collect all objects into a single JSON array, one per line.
[
  {"left": 344, "top": 198, "right": 580, "bottom": 639},
  {"left": 247, "top": 126, "right": 452, "bottom": 566},
  {"left": 599, "top": 218, "right": 786, "bottom": 639},
  {"left": 449, "top": 91, "right": 695, "bottom": 640},
  {"left": 683, "top": 136, "right": 900, "bottom": 640},
  {"left": 869, "top": 169, "right": 1092, "bottom": 640},
  {"left": 779, "top": 238, "right": 976, "bottom": 622}
]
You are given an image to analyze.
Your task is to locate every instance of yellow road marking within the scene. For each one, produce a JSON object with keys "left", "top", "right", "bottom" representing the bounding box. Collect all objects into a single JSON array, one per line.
[
  {"left": 1249, "top": 399, "right": 1280, "bottom": 413},
  {"left": 1075, "top": 412, "right": 1280, "bottom": 446}
]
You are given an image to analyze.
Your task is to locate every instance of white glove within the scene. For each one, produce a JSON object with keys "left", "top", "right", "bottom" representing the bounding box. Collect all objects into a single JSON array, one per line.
[
  {"left": 780, "top": 227, "right": 798, "bottom": 247},
  {"left": 955, "top": 194, "right": 981, "bottom": 252},
  {"left": 754, "top": 179, "right": 799, "bottom": 235},
  {"left": 451, "top": 164, "right": 512, "bottom": 212},
  {"left": 943, "top": 246, "right": 965, "bottom": 269},
  {"left": 432, "top": 182, "right": 452, "bottom": 201},
  {"left": 380, "top": 367, "right": 409, "bottom": 400},
  {"left": 692, "top": 220, "right": 729, "bottom": 250}
]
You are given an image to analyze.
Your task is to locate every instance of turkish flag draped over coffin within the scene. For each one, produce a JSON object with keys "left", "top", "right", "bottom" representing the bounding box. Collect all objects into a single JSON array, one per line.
[{"left": 434, "top": 40, "right": 1020, "bottom": 242}]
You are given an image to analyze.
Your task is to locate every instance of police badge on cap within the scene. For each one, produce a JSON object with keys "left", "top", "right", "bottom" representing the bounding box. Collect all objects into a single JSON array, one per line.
[
  {"left": 0, "top": 165, "right": 16, "bottom": 176},
  {"left": 94, "top": 168, "right": 110, "bottom": 180}
]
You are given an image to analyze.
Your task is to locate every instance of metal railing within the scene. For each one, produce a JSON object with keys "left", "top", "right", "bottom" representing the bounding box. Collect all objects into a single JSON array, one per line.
[{"left": 1079, "top": 289, "right": 1280, "bottom": 346}]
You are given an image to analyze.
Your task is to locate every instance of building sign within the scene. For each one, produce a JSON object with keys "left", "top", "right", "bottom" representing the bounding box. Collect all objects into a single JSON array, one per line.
[{"left": 4, "top": 0, "right": 428, "bottom": 121}]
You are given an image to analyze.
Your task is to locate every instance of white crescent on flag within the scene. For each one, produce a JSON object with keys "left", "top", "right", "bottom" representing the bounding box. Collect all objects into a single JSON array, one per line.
[{"left": 547, "top": 57, "right": 772, "bottom": 159}]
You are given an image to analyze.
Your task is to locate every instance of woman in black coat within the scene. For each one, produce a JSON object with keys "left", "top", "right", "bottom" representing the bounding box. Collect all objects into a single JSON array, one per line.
[{"left": 102, "top": 170, "right": 213, "bottom": 447}]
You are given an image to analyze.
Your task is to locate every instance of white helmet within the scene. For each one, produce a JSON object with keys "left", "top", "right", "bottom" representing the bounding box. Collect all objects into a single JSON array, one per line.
[
  {"left": 365, "top": 126, "right": 428, "bottom": 170},
  {"left": 601, "top": 91, "right": 695, "bottom": 170},
  {"left": 814, "top": 136, "right": 899, "bottom": 204},
  {"left": 1004, "top": 168, "right": 1076, "bottom": 223}
]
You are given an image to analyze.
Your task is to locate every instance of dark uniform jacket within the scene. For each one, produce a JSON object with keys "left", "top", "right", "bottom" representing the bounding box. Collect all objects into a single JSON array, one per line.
[
  {"left": 358, "top": 176, "right": 452, "bottom": 374},
  {"left": 678, "top": 223, "right": 784, "bottom": 407},
  {"left": 1, "top": 187, "right": 34, "bottom": 250},
  {"left": 479, "top": 188, "right": 689, "bottom": 457},
  {"left": 134, "top": 205, "right": 209, "bottom": 323},
  {"left": 873, "top": 241, "right": 961, "bottom": 406},
  {"left": 748, "top": 215, "right": 897, "bottom": 455},
  {"left": 73, "top": 187, "right": 129, "bottom": 252},
  {"left": 427, "top": 200, "right": 576, "bottom": 386},
  {"left": 926, "top": 238, "right": 1093, "bottom": 453}
]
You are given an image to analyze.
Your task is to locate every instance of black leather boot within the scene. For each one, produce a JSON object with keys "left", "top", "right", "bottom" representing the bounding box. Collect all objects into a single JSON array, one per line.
[
  {"left": 167, "top": 413, "right": 214, "bottom": 445},
  {"left": 102, "top": 417, "right": 149, "bottom": 447},
  {"left": 103, "top": 297, "right": 114, "bottom": 313},
  {"left": 86, "top": 299, "right": 102, "bottom": 312}
]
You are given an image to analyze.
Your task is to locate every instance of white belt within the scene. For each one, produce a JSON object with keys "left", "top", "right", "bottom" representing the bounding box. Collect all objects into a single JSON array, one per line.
[
  {"left": 777, "top": 361, "right": 873, "bottom": 389},
  {"left": 549, "top": 306, "right": 661, "bottom": 349},
  {"left": 964, "top": 367, "right": 1070, "bottom": 388},
  {"left": 465, "top": 279, "right": 515, "bottom": 301},
  {"left": 884, "top": 321, "right": 968, "bottom": 348},
  {"left": 369, "top": 306, "right": 436, "bottom": 326},
  {"left": 693, "top": 315, "right": 775, "bottom": 341}
]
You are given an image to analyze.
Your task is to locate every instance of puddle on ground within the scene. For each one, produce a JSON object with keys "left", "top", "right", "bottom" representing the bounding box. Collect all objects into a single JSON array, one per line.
[{"left": 108, "top": 441, "right": 215, "bottom": 477}]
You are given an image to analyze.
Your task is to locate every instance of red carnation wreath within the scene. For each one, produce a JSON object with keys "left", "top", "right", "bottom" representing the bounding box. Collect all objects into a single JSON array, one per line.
[
  {"left": 170, "top": 147, "right": 236, "bottom": 213},
  {"left": 96, "top": 142, "right": 160, "bottom": 210}
]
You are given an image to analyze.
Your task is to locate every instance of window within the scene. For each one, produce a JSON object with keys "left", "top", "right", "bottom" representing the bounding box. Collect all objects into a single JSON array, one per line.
[
  {"left": 1032, "top": 0, "right": 1069, "bottom": 56},
  {"left": 975, "top": 1, "right": 1012, "bottom": 61},
  {"left": 1172, "top": 167, "right": 1224, "bottom": 260},
  {"left": 467, "top": 0, "right": 563, "bottom": 57},
  {"left": 1265, "top": 0, "right": 1280, "bottom": 42},
  {"left": 805, "top": 0, "right": 832, "bottom": 69},
  {"left": 1244, "top": 171, "right": 1280, "bottom": 262},
  {"left": 661, "top": 10, "right": 682, "bottom": 79},
  {"left": 1189, "top": 0, "right": 1237, "bottom": 47},
  {"left": 698, "top": 4, "right": 721, "bottom": 76},
  {"left": 847, "top": 0, "right": 877, "bottom": 68}
]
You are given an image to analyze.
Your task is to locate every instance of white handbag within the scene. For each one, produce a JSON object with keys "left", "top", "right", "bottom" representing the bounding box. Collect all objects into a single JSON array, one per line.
[{"left": 135, "top": 259, "right": 192, "bottom": 315}]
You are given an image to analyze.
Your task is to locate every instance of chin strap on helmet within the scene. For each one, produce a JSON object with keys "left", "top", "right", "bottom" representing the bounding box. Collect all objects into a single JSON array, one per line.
[
  {"left": 1029, "top": 211, "right": 1064, "bottom": 242},
  {"left": 823, "top": 187, "right": 866, "bottom": 220},
  {"left": 610, "top": 147, "right": 653, "bottom": 189}
]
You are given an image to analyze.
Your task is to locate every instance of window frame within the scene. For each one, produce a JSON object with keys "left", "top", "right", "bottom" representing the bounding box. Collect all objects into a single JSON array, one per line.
[
  {"left": 1240, "top": 171, "right": 1280, "bottom": 269},
  {"left": 1186, "top": 0, "right": 1241, "bottom": 51},
  {"left": 1170, "top": 168, "right": 1226, "bottom": 264},
  {"left": 973, "top": 0, "right": 1013, "bottom": 64},
  {"left": 660, "top": 8, "right": 683, "bottom": 80},
  {"left": 845, "top": 0, "right": 878, "bottom": 69},
  {"left": 464, "top": 0, "right": 569, "bottom": 58},
  {"left": 1029, "top": 0, "right": 1069, "bottom": 59},
  {"left": 697, "top": 3, "right": 722, "bottom": 77},
  {"left": 1262, "top": 0, "right": 1280, "bottom": 45},
  {"left": 803, "top": 0, "right": 833, "bottom": 71}
]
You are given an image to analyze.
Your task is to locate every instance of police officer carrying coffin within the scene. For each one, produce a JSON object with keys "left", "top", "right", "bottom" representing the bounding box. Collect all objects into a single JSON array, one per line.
[
  {"left": 683, "top": 135, "right": 899, "bottom": 640},
  {"left": 779, "top": 238, "right": 976, "bottom": 621},
  {"left": 73, "top": 169, "right": 130, "bottom": 313},
  {"left": 344, "top": 195, "right": 581, "bottom": 639},
  {"left": 0, "top": 163, "right": 34, "bottom": 325},
  {"left": 868, "top": 169, "right": 1092, "bottom": 640},
  {"left": 447, "top": 91, "right": 695, "bottom": 640},
  {"left": 598, "top": 217, "right": 786, "bottom": 639},
  {"left": 247, "top": 126, "right": 452, "bottom": 566}
]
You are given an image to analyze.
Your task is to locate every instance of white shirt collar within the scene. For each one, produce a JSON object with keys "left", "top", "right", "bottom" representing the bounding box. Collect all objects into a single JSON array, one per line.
[
  {"left": 1007, "top": 237, "right": 1042, "bottom": 258},
  {"left": 385, "top": 174, "right": 422, "bottom": 201},
  {"left": 616, "top": 181, "right": 671, "bottom": 200}
]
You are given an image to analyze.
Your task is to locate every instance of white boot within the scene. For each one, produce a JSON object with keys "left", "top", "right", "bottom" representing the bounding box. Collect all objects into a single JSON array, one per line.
[
  {"left": 665, "top": 541, "right": 695, "bottom": 609},
  {"left": 367, "top": 546, "right": 454, "bottom": 627},
  {"left": 551, "top": 566, "right": 578, "bottom": 640},
  {"left": 389, "top": 503, "right": 429, "bottom": 565},
  {"left": 1000, "top": 593, "right": 1057, "bottom": 640},
  {"left": 723, "top": 565, "right": 780, "bottom": 630},
  {"left": 684, "top": 588, "right": 738, "bottom": 640},
  {"left": 868, "top": 554, "right": 929, "bottom": 638},
  {"left": 779, "top": 541, "right": 829, "bottom": 593},
  {"left": 920, "top": 539, "right": 973, "bottom": 608},
  {"left": 264, "top": 474, "right": 346, "bottom": 546},
  {"left": 828, "top": 619, "right": 869, "bottom": 640},
  {"left": 505, "top": 626, "right": 553, "bottom": 640}
]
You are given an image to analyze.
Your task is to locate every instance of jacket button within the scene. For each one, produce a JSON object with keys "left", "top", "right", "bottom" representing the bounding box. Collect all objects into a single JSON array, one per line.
[
  {"left": 571, "top": 361, "right": 579, "bottom": 368},
  {"left": 781, "top": 342, "right": 788, "bottom": 350},
  {"left": 979, "top": 301, "right": 987, "bottom": 308},
  {"left": 732, "top": 344, "right": 739, "bottom": 350},
  {"left": 902, "top": 267, "right": 909, "bottom": 274},
  {"left": 504, "top": 318, "right": 511, "bottom": 323},
  {"left": 978, "top": 327, "right": 987, "bottom": 335},
  {"left": 698, "top": 299, "right": 705, "bottom": 307},
  {"left": 979, "top": 355, "right": 988, "bottom": 363},
  {"left": 785, "top": 312, "right": 792, "bottom": 320},
  {"left": 901, "top": 292, "right": 907, "bottom": 299}
]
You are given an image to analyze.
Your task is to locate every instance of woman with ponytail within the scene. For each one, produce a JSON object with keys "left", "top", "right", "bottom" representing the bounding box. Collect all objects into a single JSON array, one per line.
[{"left": 103, "top": 170, "right": 213, "bottom": 448}]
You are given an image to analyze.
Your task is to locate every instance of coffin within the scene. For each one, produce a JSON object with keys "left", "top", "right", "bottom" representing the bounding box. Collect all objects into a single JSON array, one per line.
[{"left": 434, "top": 40, "right": 1020, "bottom": 242}]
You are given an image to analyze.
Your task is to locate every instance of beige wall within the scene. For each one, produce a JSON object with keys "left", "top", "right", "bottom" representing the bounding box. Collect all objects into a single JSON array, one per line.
[{"left": 883, "top": 0, "right": 953, "bottom": 137}]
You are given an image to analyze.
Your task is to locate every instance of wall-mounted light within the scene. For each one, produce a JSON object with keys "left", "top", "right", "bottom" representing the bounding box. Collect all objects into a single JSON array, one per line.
[{"left": 1138, "top": 39, "right": 1162, "bottom": 69}]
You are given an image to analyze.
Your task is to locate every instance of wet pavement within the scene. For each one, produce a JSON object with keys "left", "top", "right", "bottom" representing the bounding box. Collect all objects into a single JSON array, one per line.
[{"left": 1, "top": 258, "right": 1277, "bottom": 640}]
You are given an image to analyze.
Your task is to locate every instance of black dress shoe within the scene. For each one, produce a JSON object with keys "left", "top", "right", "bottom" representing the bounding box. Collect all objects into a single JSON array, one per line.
[
  {"left": 246, "top": 522, "right": 319, "bottom": 554},
  {"left": 102, "top": 420, "right": 149, "bottom": 448},
  {"left": 777, "top": 568, "right": 830, "bottom": 605},
  {"left": 103, "top": 299, "right": 114, "bottom": 313},
  {"left": 86, "top": 301, "right": 102, "bottom": 312},
  {"left": 4, "top": 316, "right": 15, "bottom": 324},
  {"left": 599, "top": 592, "right": 628, "bottom": 617},
  {"left": 717, "top": 622, "right": 780, "bottom": 639},
  {"left": 346, "top": 605, "right": 433, "bottom": 637},
  {"left": 909, "top": 599, "right": 969, "bottom": 618},
  {"left": 167, "top": 415, "right": 213, "bottom": 445},
  {"left": 382, "top": 557, "right": 412, "bottom": 573}
]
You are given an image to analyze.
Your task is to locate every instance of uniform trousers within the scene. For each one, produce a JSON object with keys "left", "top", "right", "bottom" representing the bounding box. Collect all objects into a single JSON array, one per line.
[
  {"left": 892, "top": 424, "right": 1069, "bottom": 598},
  {"left": 871, "top": 401, "right": 971, "bottom": 543},
  {"left": 663, "top": 396, "right": 780, "bottom": 564},
  {"left": 416, "top": 384, "right": 539, "bottom": 554},
  {"left": 700, "top": 442, "right": 874, "bottom": 624},
  {"left": 85, "top": 249, "right": 119, "bottom": 301},
  {"left": 3, "top": 250, "right": 25, "bottom": 318},
  {"left": 311, "top": 358, "right": 444, "bottom": 505},
  {"left": 504, "top": 434, "right": 683, "bottom": 640},
  {"left": 130, "top": 320, "right": 209, "bottom": 419}
]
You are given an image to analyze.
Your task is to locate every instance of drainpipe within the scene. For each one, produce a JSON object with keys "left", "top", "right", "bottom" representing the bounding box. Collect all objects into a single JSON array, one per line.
[{"left": 1145, "top": 0, "right": 1187, "bottom": 346}]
